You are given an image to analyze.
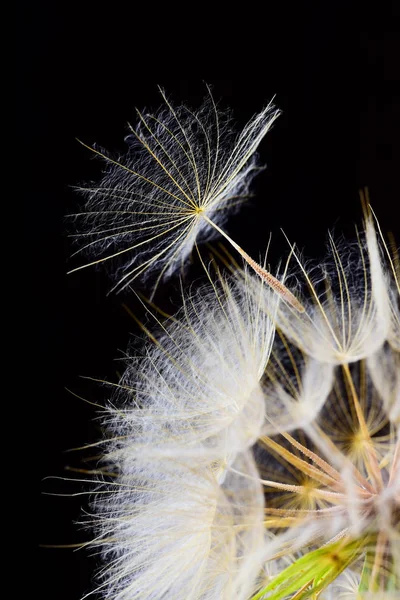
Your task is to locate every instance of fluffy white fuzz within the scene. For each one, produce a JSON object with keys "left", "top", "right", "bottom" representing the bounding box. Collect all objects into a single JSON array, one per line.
[
  {"left": 248, "top": 349, "right": 399, "bottom": 598},
  {"left": 387, "top": 283, "right": 400, "bottom": 352},
  {"left": 364, "top": 212, "right": 400, "bottom": 425},
  {"left": 318, "top": 570, "right": 398, "bottom": 600},
  {"left": 89, "top": 450, "right": 265, "bottom": 600},
  {"left": 323, "top": 569, "right": 361, "bottom": 599},
  {"left": 104, "top": 272, "right": 276, "bottom": 467},
  {"left": 275, "top": 216, "right": 391, "bottom": 364},
  {"left": 367, "top": 345, "right": 400, "bottom": 425},
  {"left": 368, "top": 210, "right": 400, "bottom": 353},
  {"left": 71, "top": 87, "right": 279, "bottom": 294},
  {"left": 262, "top": 339, "right": 334, "bottom": 434},
  {"left": 322, "top": 570, "right": 398, "bottom": 599}
]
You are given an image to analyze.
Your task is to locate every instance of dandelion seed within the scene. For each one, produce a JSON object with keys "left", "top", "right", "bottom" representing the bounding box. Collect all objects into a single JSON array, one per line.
[
  {"left": 104, "top": 270, "right": 277, "bottom": 467},
  {"left": 367, "top": 344, "right": 400, "bottom": 426},
  {"left": 275, "top": 213, "right": 391, "bottom": 364},
  {"left": 261, "top": 334, "right": 335, "bottom": 434},
  {"left": 88, "top": 450, "right": 265, "bottom": 600},
  {"left": 69, "top": 87, "right": 303, "bottom": 310}
]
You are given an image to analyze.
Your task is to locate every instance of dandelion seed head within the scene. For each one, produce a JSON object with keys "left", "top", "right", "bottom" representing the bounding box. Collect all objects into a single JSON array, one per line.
[
  {"left": 85, "top": 209, "right": 399, "bottom": 599},
  {"left": 84, "top": 209, "right": 399, "bottom": 599}
]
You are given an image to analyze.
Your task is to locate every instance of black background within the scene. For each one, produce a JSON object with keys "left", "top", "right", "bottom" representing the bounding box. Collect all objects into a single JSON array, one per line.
[{"left": 23, "top": 3, "right": 400, "bottom": 598}]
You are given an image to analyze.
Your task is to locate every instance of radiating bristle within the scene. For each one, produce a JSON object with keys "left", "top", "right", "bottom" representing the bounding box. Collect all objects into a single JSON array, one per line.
[
  {"left": 275, "top": 214, "right": 392, "bottom": 364},
  {"left": 69, "top": 87, "right": 280, "bottom": 298}
]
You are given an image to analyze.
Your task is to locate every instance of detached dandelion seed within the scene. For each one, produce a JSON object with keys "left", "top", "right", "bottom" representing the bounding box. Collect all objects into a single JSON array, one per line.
[{"left": 69, "top": 86, "right": 303, "bottom": 310}]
